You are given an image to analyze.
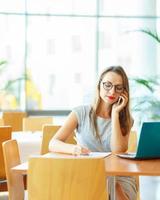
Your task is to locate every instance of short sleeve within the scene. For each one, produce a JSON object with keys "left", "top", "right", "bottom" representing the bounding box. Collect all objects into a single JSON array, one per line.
[
  {"left": 72, "top": 105, "right": 91, "bottom": 133},
  {"left": 72, "top": 106, "right": 85, "bottom": 125}
]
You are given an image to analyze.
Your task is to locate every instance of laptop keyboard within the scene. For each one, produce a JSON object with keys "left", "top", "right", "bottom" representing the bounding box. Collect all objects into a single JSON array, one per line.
[{"left": 116, "top": 152, "right": 136, "bottom": 158}]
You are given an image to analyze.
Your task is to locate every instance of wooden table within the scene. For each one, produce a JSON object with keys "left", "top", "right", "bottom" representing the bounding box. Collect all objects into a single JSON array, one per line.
[
  {"left": 104, "top": 154, "right": 160, "bottom": 176},
  {"left": 12, "top": 152, "right": 160, "bottom": 176}
]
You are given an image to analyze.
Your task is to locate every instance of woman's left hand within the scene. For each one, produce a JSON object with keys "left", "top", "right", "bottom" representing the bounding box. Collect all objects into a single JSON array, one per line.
[{"left": 112, "top": 91, "right": 128, "bottom": 114}]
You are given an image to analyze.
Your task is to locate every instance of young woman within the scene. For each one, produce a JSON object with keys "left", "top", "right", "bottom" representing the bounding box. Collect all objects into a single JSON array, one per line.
[{"left": 49, "top": 66, "right": 137, "bottom": 200}]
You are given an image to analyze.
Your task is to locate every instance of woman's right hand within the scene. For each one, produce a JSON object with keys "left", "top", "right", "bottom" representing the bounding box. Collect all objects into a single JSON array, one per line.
[
  {"left": 72, "top": 145, "right": 91, "bottom": 156},
  {"left": 112, "top": 91, "right": 128, "bottom": 114}
]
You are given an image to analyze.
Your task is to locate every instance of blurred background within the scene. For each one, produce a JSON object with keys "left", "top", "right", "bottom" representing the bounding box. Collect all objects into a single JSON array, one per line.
[{"left": 0, "top": 0, "right": 160, "bottom": 125}]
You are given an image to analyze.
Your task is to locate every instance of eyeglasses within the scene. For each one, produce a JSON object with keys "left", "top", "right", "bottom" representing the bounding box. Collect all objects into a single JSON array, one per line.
[{"left": 102, "top": 81, "right": 124, "bottom": 93}]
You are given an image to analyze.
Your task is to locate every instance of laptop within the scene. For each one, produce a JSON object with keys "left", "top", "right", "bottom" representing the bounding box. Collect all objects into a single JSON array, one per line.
[{"left": 117, "top": 122, "right": 160, "bottom": 160}]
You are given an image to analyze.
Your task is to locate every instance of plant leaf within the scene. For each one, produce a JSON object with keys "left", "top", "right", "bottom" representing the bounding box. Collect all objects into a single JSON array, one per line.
[
  {"left": 0, "top": 60, "right": 7, "bottom": 73},
  {"left": 130, "top": 77, "right": 157, "bottom": 92},
  {"left": 140, "top": 29, "right": 160, "bottom": 43},
  {"left": 124, "top": 29, "right": 160, "bottom": 43}
]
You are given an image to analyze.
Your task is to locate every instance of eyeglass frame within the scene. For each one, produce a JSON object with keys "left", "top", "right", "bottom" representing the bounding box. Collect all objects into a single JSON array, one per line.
[{"left": 102, "top": 81, "right": 125, "bottom": 93}]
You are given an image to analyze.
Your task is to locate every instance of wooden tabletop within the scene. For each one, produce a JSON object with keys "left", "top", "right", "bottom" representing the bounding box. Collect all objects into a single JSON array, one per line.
[
  {"left": 104, "top": 154, "right": 160, "bottom": 176},
  {"left": 12, "top": 153, "right": 160, "bottom": 176}
]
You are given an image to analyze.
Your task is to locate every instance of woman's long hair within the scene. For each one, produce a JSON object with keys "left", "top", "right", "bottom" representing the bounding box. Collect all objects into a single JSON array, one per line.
[{"left": 89, "top": 66, "right": 132, "bottom": 138}]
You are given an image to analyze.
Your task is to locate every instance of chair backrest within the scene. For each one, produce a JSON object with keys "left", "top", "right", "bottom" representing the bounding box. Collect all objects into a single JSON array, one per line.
[
  {"left": 128, "top": 131, "right": 141, "bottom": 200},
  {"left": 0, "top": 118, "right": 4, "bottom": 126},
  {"left": 22, "top": 116, "right": 53, "bottom": 131},
  {"left": 3, "top": 111, "right": 27, "bottom": 131},
  {"left": 2, "top": 139, "right": 24, "bottom": 200},
  {"left": 0, "top": 126, "right": 12, "bottom": 179},
  {"left": 128, "top": 131, "right": 137, "bottom": 152},
  {"left": 28, "top": 157, "right": 107, "bottom": 200},
  {"left": 40, "top": 124, "right": 76, "bottom": 155}
]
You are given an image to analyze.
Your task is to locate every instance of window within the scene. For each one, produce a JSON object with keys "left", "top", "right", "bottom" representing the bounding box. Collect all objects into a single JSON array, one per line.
[{"left": 0, "top": 0, "right": 159, "bottom": 111}]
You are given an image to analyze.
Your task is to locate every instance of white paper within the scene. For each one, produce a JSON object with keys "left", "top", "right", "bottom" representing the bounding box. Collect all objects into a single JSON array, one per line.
[
  {"left": 43, "top": 152, "right": 111, "bottom": 159},
  {"left": 79, "top": 152, "right": 111, "bottom": 158}
]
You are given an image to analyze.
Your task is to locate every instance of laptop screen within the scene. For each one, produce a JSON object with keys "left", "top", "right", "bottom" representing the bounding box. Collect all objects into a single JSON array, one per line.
[{"left": 136, "top": 122, "right": 160, "bottom": 158}]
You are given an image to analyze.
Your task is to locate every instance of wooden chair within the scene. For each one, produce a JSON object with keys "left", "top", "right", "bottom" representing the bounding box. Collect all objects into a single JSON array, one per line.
[
  {"left": 128, "top": 130, "right": 137, "bottom": 152},
  {"left": 128, "top": 131, "right": 140, "bottom": 200},
  {"left": 28, "top": 157, "right": 108, "bottom": 200},
  {"left": 0, "top": 118, "right": 4, "bottom": 126},
  {"left": 41, "top": 124, "right": 76, "bottom": 155},
  {"left": 22, "top": 116, "right": 53, "bottom": 131},
  {"left": 2, "top": 139, "right": 25, "bottom": 200},
  {"left": 2, "top": 111, "right": 27, "bottom": 131},
  {"left": 0, "top": 126, "right": 12, "bottom": 191}
]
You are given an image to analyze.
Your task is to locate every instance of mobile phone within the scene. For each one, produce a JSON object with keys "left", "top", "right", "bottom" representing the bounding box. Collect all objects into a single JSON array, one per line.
[{"left": 118, "top": 97, "right": 123, "bottom": 104}]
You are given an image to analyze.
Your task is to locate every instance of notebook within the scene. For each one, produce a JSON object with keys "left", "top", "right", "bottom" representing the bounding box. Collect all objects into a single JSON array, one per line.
[{"left": 117, "top": 122, "right": 160, "bottom": 160}]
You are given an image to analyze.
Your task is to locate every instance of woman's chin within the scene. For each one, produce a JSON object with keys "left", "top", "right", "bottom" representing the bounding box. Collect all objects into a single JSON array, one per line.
[{"left": 104, "top": 98, "right": 116, "bottom": 105}]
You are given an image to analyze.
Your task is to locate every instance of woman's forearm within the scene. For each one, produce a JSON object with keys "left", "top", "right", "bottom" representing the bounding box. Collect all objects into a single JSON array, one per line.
[
  {"left": 111, "top": 112, "right": 128, "bottom": 153},
  {"left": 49, "top": 139, "right": 76, "bottom": 154}
]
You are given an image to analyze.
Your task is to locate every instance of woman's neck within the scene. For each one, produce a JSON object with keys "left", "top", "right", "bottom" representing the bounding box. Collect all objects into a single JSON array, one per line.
[{"left": 96, "top": 102, "right": 111, "bottom": 119}]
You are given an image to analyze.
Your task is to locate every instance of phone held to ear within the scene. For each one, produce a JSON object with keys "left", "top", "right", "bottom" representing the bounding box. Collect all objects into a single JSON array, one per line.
[{"left": 118, "top": 96, "right": 123, "bottom": 104}]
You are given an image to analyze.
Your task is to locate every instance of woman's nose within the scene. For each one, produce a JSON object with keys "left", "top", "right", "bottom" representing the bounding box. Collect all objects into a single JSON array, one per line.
[{"left": 109, "top": 86, "right": 116, "bottom": 94}]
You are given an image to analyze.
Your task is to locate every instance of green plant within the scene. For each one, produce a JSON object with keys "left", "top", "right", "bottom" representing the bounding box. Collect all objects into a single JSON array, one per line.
[
  {"left": 0, "top": 60, "right": 28, "bottom": 109},
  {"left": 130, "top": 77, "right": 160, "bottom": 121},
  {"left": 138, "top": 29, "right": 160, "bottom": 44},
  {"left": 125, "top": 28, "right": 160, "bottom": 44},
  {"left": 126, "top": 28, "right": 160, "bottom": 122}
]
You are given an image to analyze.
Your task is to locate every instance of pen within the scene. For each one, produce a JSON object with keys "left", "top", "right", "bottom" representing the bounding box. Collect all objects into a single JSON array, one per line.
[
  {"left": 74, "top": 136, "right": 90, "bottom": 155},
  {"left": 74, "top": 136, "right": 79, "bottom": 145}
]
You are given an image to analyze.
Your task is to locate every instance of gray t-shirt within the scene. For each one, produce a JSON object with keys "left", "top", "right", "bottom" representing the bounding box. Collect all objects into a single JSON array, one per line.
[{"left": 73, "top": 105, "right": 111, "bottom": 152}]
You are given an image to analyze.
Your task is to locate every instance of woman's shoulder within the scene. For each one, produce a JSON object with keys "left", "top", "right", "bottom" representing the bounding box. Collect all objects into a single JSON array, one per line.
[{"left": 72, "top": 105, "right": 91, "bottom": 123}]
